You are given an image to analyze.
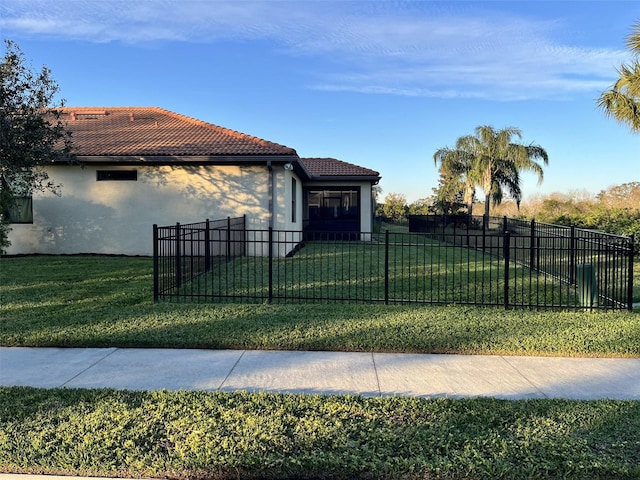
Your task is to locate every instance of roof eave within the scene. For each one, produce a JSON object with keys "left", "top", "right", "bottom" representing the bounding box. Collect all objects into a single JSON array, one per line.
[
  {"left": 53, "top": 154, "right": 299, "bottom": 165},
  {"left": 306, "top": 175, "right": 381, "bottom": 183}
]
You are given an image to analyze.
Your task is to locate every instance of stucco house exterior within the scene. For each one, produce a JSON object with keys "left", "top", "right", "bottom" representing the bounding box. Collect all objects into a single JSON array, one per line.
[{"left": 6, "top": 107, "right": 380, "bottom": 256}]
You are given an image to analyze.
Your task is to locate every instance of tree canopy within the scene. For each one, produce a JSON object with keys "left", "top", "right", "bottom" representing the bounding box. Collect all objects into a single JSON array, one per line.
[
  {"left": 0, "top": 39, "right": 74, "bottom": 251},
  {"left": 429, "top": 170, "right": 469, "bottom": 215},
  {"left": 376, "top": 192, "right": 408, "bottom": 223},
  {"left": 597, "top": 22, "right": 640, "bottom": 132},
  {"left": 433, "top": 125, "right": 548, "bottom": 218}
]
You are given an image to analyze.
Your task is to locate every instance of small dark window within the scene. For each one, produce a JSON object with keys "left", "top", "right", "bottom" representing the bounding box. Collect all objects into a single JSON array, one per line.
[
  {"left": 5, "top": 196, "right": 33, "bottom": 224},
  {"left": 97, "top": 170, "right": 137, "bottom": 181}
]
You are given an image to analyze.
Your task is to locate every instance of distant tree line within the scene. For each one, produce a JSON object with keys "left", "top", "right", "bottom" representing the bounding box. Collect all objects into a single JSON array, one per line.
[{"left": 377, "top": 182, "right": 640, "bottom": 252}]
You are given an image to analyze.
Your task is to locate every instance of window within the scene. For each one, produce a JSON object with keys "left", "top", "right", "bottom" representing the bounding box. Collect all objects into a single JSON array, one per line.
[
  {"left": 291, "top": 178, "right": 297, "bottom": 223},
  {"left": 304, "top": 187, "right": 361, "bottom": 234},
  {"left": 97, "top": 170, "right": 137, "bottom": 181},
  {"left": 5, "top": 196, "right": 33, "bottom": 224},
  {"left": 307, "top": 189, "right": 359, "bottom": 220},
  {"left": 2, "top": 172, "right": 33, "bottom": 224}
]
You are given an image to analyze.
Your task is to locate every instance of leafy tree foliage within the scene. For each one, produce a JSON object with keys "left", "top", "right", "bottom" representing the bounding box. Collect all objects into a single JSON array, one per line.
[
  {"left": 509, "top": 183, "right": 640, "bottom": 253},
  {"left": 434, "top": 125, "right": 548, "bottom": 218},
  {"left": 432, "top": 146, "right": 476, "bottom": 215},
  {"left": 376, "top": 192, "right": 407, "bottom": 223},
  {"left": 406, "top": 197, "right": 431, "bottom": 216},
  {"left": 429, "top": 170, "right": 469, "bottom": 215},
  {"left": 0, "top": 40, "right": 74, "bottom": 252},
  {"left": 597, "top": 181, "right": 640, "bottom": 207},
  {"left": 598, "top": 22, "right": 640, "bottom": 132}
]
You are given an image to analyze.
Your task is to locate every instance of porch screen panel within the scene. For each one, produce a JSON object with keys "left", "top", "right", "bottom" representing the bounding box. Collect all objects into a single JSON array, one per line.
[{"left": 305, "top": 188, "right": 360, "bottom": 233}]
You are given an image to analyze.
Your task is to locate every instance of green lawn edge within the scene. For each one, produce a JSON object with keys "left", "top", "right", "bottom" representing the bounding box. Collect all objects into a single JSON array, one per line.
[{"left": 1, "top": 255, "right": 639, "bottom": 357}]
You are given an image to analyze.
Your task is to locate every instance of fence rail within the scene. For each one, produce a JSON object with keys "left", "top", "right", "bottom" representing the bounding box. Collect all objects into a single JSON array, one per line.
[
  {"left": 153, "top": 216, "right": 634, "bottom": 310},
  {"left": 153, "top": 216, "right": 246, "bottom": 300}
]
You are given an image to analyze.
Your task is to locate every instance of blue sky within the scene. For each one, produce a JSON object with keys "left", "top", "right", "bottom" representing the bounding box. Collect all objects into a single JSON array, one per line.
[{"left": 1, "top": 0, "right": 639, "bottom": 203}]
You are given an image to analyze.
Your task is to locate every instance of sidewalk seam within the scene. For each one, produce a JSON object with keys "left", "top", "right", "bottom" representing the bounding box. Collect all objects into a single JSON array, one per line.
[
  {"left": 500, "top": 356, "right": 549, "bottom": 399},
  {"left": 217, "top": 350, "right": 246, "bottom": 391},
  {"left": 60, "top": 347, "right": 119, "bottom": 388},
  {"left": 371, "top": 352, "right": 382, "bottom": 397}
]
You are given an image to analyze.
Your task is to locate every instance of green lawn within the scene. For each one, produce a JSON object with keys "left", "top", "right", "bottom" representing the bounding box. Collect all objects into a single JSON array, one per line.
[
  {"left": 1, "top": 387, "right": 639, "bottom": 480},
  {"left": 170, "top": 232, "right": 633, "bottom": 309},
  {"left": 196, "top": 238, "right": 576, "bottom": 306},
  {"left": 1, "top": 255, "right": 639, "bottom": 479},
  {"left": 1, "top": 255, "right": 638, "bottom": 356}
]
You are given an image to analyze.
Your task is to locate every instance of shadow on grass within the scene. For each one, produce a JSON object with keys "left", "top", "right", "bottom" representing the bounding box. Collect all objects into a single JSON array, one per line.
[
  {"left": 1, "top": 256, "right": 639, "bottom": 357},
  {"left": 3, "top": 299, "right": 640, "bottom": 358}
]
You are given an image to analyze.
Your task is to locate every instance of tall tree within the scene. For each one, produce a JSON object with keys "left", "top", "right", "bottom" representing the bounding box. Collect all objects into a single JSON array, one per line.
[
  {"left": 434, "top": 125, "right": 548, "bottom": 218},
  {"left": 376, "top": 192, "right": 407, "bottom": 223},
  {"left": 432, "top": 148, "right": 477, "bottom": 215},
  {"left": 0, "top": 40, "right": 74, "bottom": 251},
  {"left": 597, "top": 22, "right": 640, "bottom": 132},
  {"left": 428, "top": 169, "right": 469, "bottom": 215},
  {"left": 407, "top": 197, "right": 432, "bottom": 216}
]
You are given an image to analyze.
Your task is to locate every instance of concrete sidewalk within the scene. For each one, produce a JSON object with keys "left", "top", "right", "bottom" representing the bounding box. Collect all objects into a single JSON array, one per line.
[{"left": 1, "top": 347, "right": 639, "bottom": 400}]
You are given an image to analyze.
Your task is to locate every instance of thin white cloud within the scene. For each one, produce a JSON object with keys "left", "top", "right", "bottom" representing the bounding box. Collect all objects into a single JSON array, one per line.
[{"left": 0, "top": 0, "right": 631, "bottom": 100}]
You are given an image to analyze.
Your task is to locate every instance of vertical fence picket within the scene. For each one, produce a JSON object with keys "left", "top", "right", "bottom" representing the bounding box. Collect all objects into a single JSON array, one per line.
[
  {"left": 153, "top": 224, "right": 159, "bottom": 301},
  {"left": 503, "top": 232, "right": 510, "bottom": 309},
  {"left": 204, "top": 219, "right": 210, "bottom": 273},
  {"left": 628, "top": 234, "right": 635, "bottom": 312},
  {"left": 384, "top": 230, "right": 390, "bottom": 305},
  {"left": 175, "top": 222, "right": 181, "bottom": 290},
  {"left": 268, "top": 227, "right": 273, "bottom": 304}
]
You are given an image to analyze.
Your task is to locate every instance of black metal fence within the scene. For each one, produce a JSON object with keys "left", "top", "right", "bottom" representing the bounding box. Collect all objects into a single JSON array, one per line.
[
  {"left": 153, "top": 216, "right": 246, "bottom": 300},
  {"left": 153, "top": 215, "right": 634, "bottom": 310}
]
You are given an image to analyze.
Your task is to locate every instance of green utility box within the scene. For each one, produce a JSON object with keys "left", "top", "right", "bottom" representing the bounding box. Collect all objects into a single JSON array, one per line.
[{"left": 576, "top": 263, "right": 598, "bottom": 308}]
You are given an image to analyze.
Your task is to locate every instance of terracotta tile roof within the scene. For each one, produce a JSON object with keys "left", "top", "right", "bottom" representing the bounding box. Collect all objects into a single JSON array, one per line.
[
  {"left": 299, "top": 157, "right": 380, "bottom": 179},
  {"left": 60, "top": 107, "right": 297, "bottom": 157}
]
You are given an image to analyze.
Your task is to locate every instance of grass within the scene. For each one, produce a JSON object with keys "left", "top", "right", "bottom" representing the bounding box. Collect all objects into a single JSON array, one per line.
[
  {"left": 182, "top": 237, "right": 580, "bottom": 307},
  {"left": 1, "top": 255, "right": 639, "bottom": 356},
  {"left": 167, "top": 229, "right": 633, "bottom": 310},
  {"left": 1, "top": 387, "right": 639, "bottom": 479},
  {"left": 1, "top": 255, "right": 639, "bottom": 479}
]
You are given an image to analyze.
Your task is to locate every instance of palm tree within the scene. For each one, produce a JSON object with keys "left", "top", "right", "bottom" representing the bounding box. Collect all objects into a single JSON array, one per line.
[
  {"left": 434, "top": 125, "right": 549, "bottom": 218},
  {"left": 433, "top": 146, "right": 477, "bottom": 215},
  {"left": 598, "top": 22, "right": 640, "bottom": 132}
]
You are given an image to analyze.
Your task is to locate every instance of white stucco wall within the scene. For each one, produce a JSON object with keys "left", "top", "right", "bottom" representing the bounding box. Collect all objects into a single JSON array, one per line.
[
  {"left": 7, "top": 164, "right": 273, "bottom": 256},
  {"left": 269, "top": 168, "right": 303, "bottom": 256}
]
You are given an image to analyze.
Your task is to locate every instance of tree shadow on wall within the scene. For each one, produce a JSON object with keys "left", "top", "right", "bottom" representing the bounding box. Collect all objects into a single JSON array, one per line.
[
  {"left": 140, "top": 164, "right": 271, "bottom": 225},
  {"left": 36, "top": 196, "right": 117, "bottom": 253}
]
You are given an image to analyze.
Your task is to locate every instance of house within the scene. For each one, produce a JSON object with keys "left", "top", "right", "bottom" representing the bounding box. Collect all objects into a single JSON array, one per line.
[{"left": 6, "top": 107, "right": 380, "bottom": 256}]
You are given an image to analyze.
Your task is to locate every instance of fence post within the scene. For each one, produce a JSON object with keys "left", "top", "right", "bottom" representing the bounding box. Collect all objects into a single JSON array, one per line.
[
  {"left": 242, "top": 214, "right": 247, "bottom": 257},
  {"left": 204, "top": 219, "right": 211, "bottom": 273},
  {"left": 529, "top": 218, "right": 536, "bottom": 270},
  {"left": 482, "top": 215, "right": 486, "bottom": 253},
  {"left": 503, "top": 216, "right": 508, "bottom": 234},
  {"left": 153, "top": 224, "right": 159, "bottom": 302},
  {"left": 268, "top": 227, "right": 273, "bottom": 304},
  {"left": 384, "top": 230, "right": 390, "bottom": 305},
  {"left": 226, "top": 216, "right": 232, "bottom": 261},
  {"left": 629, "top": 234, "right": 635, "bottom": 311},
  {"left": 175, "top": 222, "right": 181, "bottom": 290},
  {"left": 503, "top": 232, "right": 510, "bottom": 309},
  {"left": 570, "top": 225, "right": 576, "bottom": 285}
]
